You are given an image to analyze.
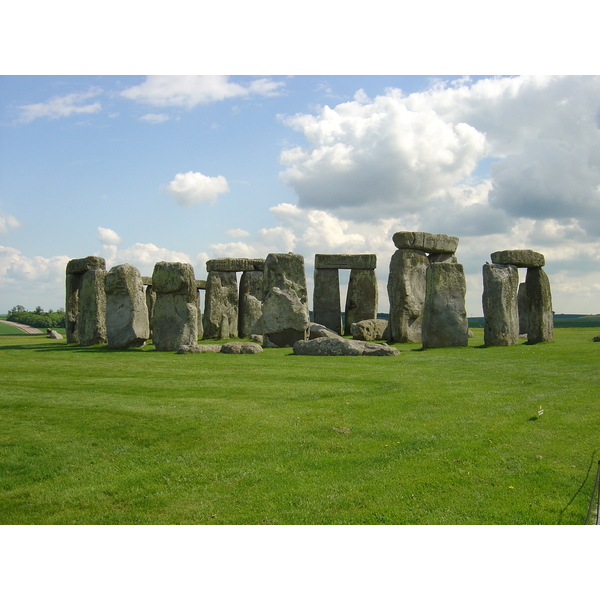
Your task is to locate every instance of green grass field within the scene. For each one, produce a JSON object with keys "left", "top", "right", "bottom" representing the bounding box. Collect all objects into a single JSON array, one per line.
[{"left": 1, "top": 327, "right": 599, "bottom": 524}]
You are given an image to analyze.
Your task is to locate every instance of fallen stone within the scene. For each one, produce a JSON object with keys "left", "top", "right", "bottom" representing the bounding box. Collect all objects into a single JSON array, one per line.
[
  {"left": 593, "top": 335, "right": 600, "bottom": 342},
  {"left": 491, "top": 249, "right": 545, "bottom": 268},
  {"left": 309, "top": 323, "right": 344, "bottom": 339},
  {"left": 250, "top": 334, "right": 263, "bottom": 344},
  {"left": 350, "top": 319, "right": 389, "bottom": 341},
  {"left": 177, "top": 344, "right": 222, "bottom": 353},
  {"left": 293, "top": 337, "right": 400, "bottom": 356},
  {"left": 47, "top": 329, "right": 63, "bottom": 339},
  {"left": 221, "top": 342, "right": 263, "bottom": 354},
  {"left": 393, "top": 231, "right": 459, "bottom": 254}
]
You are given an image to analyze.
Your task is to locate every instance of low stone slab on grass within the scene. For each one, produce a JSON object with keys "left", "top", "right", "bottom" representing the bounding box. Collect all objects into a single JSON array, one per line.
[
  {"left": 220, "top": 342, "right": 263, "bottom": 354},
  {"left": 350, "top": 318, "right": 389, "bottom": 341},
  {"left": 309, "top": 323, "right": 344, "bottom": 339},
  {"left": 293, "top": 337, "right": 400, "bottom": 356},
  {"left": 177, "top": 344, "right": 222, "bottom": 354}
]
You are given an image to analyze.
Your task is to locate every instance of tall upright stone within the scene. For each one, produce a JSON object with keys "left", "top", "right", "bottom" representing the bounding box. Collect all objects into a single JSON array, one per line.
[
  {"left": 238, "top": 270, "right": 264, "bottom": 338},
  {"left": 262, "top": 253, "right": 310, "bottom": 348},
  {"left": 65, "top": 256, "right": 107, "bottom": 346},
  {"left": 525, "top": 267, "right": 553, "bottom": 344},
  {"left": 152, "top": 262, "right": 198, "bottom": 351},
  {"left": 344, "top": 269, "right": 378, "bottom": 335},
  {"left": 422, "top": 263, "right": 468, "bottom": 349},
  {"left": 518, "top": 282, "right": 529, "bottom": 335},
  {"left": 104, "top": 263, "right": 149, "bottom": 348},
  {"left": 387, "top": 249, "right": 429, "bottom": 343},
  {"left": 482, "top": 263, "right": 519, "bottom": 346},
  {"left": 313, "top": 268, "right": 341, "bottom": 334},
  {"left": 203, "top": 271, "right": 239, "bottom": 339}
]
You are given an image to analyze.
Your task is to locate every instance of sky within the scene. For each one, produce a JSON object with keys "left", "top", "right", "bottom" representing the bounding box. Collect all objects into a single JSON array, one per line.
[{"left": 2, "top": 73, "right": 600, "bottom": 317}]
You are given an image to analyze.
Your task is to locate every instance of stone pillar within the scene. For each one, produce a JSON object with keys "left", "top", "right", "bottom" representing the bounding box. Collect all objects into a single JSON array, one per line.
[
  {"left": 202, "top": 271, "right": 239, "bottom": 339},
  {"left": 65, "top": 256, "right": 107, "bottom": 346},
  {"left": 145, "top": 284, "right": 156, "bottom": 339},
  {"left": 152, "top": 262, "right": 198, "bottom": 351},
  {"left": 262, "top": 253, "right": 310, "bottom": 348},
  {"left": 518, "top": 282, "right": 529, "bottom": 335},
  {"left": 313, "top": 268, "right": 341, "bottom": 334},
  {"left": 387, "top": 249, "right": 428, "bottom": 343},
  {"left": 344, "top": 269, "right": 378, "bottom": 335},
  {"left": 525, "top": 267, "right": 553, "bottom": 344},
  {"left": 422, "top": 262, "right": 468, "bottom": 349},
  {"left": 239, "top": 270, "right": 264, "bottom": 338},
  {"left": 482, "top": 263, "right": 519, "bottom": 346},
  {"left": 104, "top": 263, "right": 149, "bottom": 348}
]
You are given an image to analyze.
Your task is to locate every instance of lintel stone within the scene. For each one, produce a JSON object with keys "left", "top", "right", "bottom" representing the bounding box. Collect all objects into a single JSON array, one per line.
[
  {"left": 491, "top": 249, "right": 545, "bottom": 268},
  {"left": 392, "top": 232, "right": 459, "bottom": 254},
  {"left": 206, "top": 258, "right": 265, "bottom": 272},
  {"left": 66, "top": 256, "right": 106, "bottom": 274},
  {"left": 314, "top": 254, "right": 376, "bottom": 270}
]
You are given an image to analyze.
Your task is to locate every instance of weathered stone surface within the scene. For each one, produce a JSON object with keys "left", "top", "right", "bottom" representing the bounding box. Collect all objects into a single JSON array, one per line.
[
  {"left": 205, "top": 258, "right": 265, "bottom": 272},
  {"left": 344, "top": 268, "right": 378, "bottom": 335},
  {"left": 314, "top": 254, "right": 377, "bottom": 270},
  {"left": 66, "top": 256, "right": 106, "bottom": 275},
  {"left": 177, "top": 343, "right": 222, "bottom": 353},
  {"left": 351, "top": 319, "right": 389, "bottom": 341},
  {"left": 142, "top": 276, "right": 152, "bottom": 286},
  {"left": 48, "top": 329, "right": 63, "bottom": 339},
  {"left": 250, "top": 334, "right": 263, "bottom": 344},
  {"left": 152, "top": 262, "right": 198, "bottom": 351},
  {"left": 428, "top": 253, "right": 457, "bottom": 264},
  {"left": 77, "top": 266, "right": 107, "bottom": 346},
  {"left": 203, "top": 271, "right": 239, "bottom": 339},
  {"left": 491, "top": 249, "right": 545, "bottom": 268},
  {"left": 482, "top": 263, "right": 519, "bottom": 346},
  {"left": 65, "top": 256, "right": 107, "bottom": 345},
  {"left": 422, "top": 263, "right": 468, "bottom": 349},
  {"left": 468, "top": 329, "right": 474, "bottom": 338},
  {"left": 104, "top": 263, "right": 149, "bottom": 348},
  {"left": 313, "top": 268, "right": 341, "bottom": 334},
  {"left": 387, "top": 249, "right": 428, "bottom": 343},
  {"left": 238, "top": 270, "right": 264, "bottom": 338},
  {"left": 293, "top": 337, "right": 400, "bottom": 356},
  {"left": 196, "top": 280, "right": 207, "bottom": 290},
  {"left": 525, "top": 267, "right": 553, "bottom": 344},
  {"left": 309, "top": 323, "right": 344, "bottom": 339},
  {"left": 393, "top": 231, "right": 459, "bottom": 254},
  {"left": 220, "top": 342, "right": 263, "bottom": 354},
  {"left": 593, "top": 335, "right": 600, "bottom": 342},
  {"left": 262, "top": 253, "right": 310, "bottom": 347},
  {"left": 145, "top": 284, "right": 156, "bottom": 339},
  {"left": 518, "top": 282, "right": 529, "bottom": 334}
]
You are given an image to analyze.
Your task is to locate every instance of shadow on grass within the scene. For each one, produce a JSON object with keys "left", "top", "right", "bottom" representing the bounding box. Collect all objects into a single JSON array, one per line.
[
  {"left": 0, "top": 342, "right": 154, "bottom": 353},
  {"left": 557, "top": 449, "right": 600, "bottom": 524}
]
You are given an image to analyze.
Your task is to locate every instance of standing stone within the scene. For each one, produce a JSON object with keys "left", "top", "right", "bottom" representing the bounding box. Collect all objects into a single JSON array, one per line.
[
  {"left": 422, "top": 263, "right": 468, "bottom": 349},
  {"left": 145, "top": 284, "right": 156, "bottom": 339},
  {"left": 313, "top": 268, "right": 341, "bottom": 334},
  {"left": 525, "top": 267, "right": 553, "bottom": 344},
  {"left": 152, "top": 262, "right": 198, "bottom": 351},
  {"left": 387, "top": 249, "right": 429, "bottom": 343},
  {"left": 262, "top": 253, "right": 310, "bottom": 347},
  {"left": 238, "top": 270, "right": 264, "bottom": 338},
  {"left": 197, "top": 289, "right": 204, "bottom": 340},
  {"left": 203, "top": 271, "right": 239, "bottom": 339},
  {"left": 482, "top": 263, "right": 519, "bottom": 346},
  {"left": 344, "top": 269, "right": 378, "bottom": 335},
  {"left": 65, "top": 256, "right": 107, "bottom": 345},
  {"left": 104, "top": 264, "right": 149, "bottom": 348},
  {"left": 518, "top": 282, "right": 529, "bottom": 335}
]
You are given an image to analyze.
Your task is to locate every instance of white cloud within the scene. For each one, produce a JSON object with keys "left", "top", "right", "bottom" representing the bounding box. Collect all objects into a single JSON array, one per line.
[
  {"left": 166, "top": 171, "right": 230, "bottom": 206},
  {"left": 97, "top": 227, "right": 122, "bottom": 245},
  {"left": 0, "top": 211, "right": 20, "bottom": 234},
  {"left": 139, "top": 113, "right": 171, "bottom": 124},
  {"left": 121, "top": 76, "right": 285, "bottom": 109},
  {"left": 226, "top": 228, "right": 250, "bottom": 238},
  {"left": 115, "top": 243, "right": 191, "bottom": 271},
  {"left": 18, "top": 88, "right": 103, "bottom": 123}
]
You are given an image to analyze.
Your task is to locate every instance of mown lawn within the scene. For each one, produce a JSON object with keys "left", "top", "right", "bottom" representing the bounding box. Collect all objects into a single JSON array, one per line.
[{"left": 1, "top": 328, "right": 599, "bottom": 524}]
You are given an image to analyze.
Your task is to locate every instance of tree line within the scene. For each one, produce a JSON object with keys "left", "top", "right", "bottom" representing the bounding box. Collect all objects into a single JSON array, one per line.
[{"left": 6, "top": 306, "right": 65, "bottom": 329}]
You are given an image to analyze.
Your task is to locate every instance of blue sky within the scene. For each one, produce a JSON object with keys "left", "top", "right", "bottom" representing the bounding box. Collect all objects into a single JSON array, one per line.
[{"left": 2, "top": 74, "right": 600, "bottom": 317}]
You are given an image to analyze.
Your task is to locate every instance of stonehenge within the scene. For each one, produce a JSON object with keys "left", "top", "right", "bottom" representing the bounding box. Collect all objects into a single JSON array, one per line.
[
  {"left": 313, "top": 254, "right": 377, "bottom": 335},
  {"left": 482, "top": 250, "right": 553, "bottom": 345},
  {"left": 63, "top": 235, "right": 553, "bottom": 354}
]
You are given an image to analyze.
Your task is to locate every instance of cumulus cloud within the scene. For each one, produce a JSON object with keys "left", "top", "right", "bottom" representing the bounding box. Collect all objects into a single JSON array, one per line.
[
  {"left": 166, "top": 172, "right": 230, "bottom": 206},
  {"left": 139, "top": 113, "right": 171, "bottom": 124},
  {"left": 0, "top": 211, "right": 20, "bottom": 234},
  {"left": 18, "top": 88, "right": 102, "bottom": 123},
  {"left": 115, "top": 243, "right": 190, "bottom": 270},
  {"left": 121, "top": 76, "right": 285, "bottom": 108},
  {"left": 226, "top": 228, "right": 250, "bottom": 238},
  {"left": 97, "top": 227, "right": 122, "bottom": 245}
]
